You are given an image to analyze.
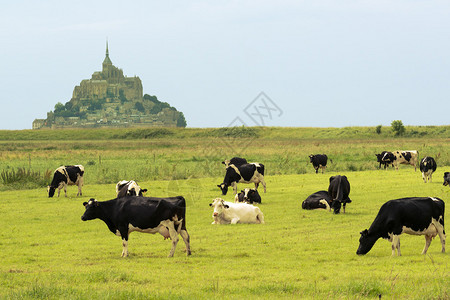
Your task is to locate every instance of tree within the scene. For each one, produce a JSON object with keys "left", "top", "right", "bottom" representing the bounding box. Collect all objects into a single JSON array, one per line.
[
  {"left": 135, "top": 101, "right": 145, "bottom": 113},
  {"left": 177, "top": 112, "right": 187, "bottom": 127},
  {"left": 391, "top": 120, "right": 405, "bottom": 136},
  {"left": 375, "top": 125, "right": 382, "bottom": 134},
  {"left": 54, "top": 102, "right": 65, "bottom": 113}
]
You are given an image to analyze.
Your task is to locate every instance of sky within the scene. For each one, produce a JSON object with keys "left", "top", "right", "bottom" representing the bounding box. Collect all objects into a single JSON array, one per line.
[{"left": 1, "top": 0, "right": 449, "bottom": 130}]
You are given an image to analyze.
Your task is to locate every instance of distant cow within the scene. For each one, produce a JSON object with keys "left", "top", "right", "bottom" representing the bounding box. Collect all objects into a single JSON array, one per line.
[
  {"left": 116, "top": 180, "right": 148, "bottom": 198},
  {"left": 309, "top": 154, "right": 331, "bottom": 174},
  {"left": 357, "top": 197, "right": 445, "bottom": 256},
  {"left": 235, "top": 188, "right": 261, "bottom": 204},
  {"left": 420, "top": 157, "right": 437, "bottom": 183},
  {"left": 48, "top": 165, "right": 84, "bottom": 197},
  {"left": 81, "top": 196, "right": 191, "bottom": 258},
  {"left": 375, "top": 151, "right": 395, "bottom": 169},
  {"left": 444, "top": 172, "right": 450, "bottom": 187},
  {"left": 222, "top": 157, "right": 248, "bottom": 168},
  {"left": 217, "top": 163, "right": 266, "bottom": 195},
  {"left": 209, "top": 198, "right": 264, "bottom": 224},
  {"left": 392, "top": 150, "right": 419, "bottom": 171},
  {"left": 301, "top": 190, "right": 331, "bottom": 210},
  {"left": 328, "top": 175, "right": 351, "bottom": 214}
]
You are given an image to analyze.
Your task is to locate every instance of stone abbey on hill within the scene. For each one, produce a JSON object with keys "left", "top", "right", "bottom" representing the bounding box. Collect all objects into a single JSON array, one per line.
[{"left": 33, "top": 43, "right": 186, "bottom": 129}]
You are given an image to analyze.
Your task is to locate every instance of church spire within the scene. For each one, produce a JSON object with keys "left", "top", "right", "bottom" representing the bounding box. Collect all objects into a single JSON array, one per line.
[{"left": 103, "top": 40, "right": 112, "bottom": 66}]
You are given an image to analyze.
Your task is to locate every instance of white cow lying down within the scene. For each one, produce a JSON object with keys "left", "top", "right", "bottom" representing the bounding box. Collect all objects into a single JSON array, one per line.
[{"left": 209, "top": 198, "right": 264, "bottom": 224}]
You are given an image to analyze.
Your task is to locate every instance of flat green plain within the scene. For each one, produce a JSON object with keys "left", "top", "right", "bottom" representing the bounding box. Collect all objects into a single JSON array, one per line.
[{"left": 0, "top": 126, "right": 448, "bottom": 299}]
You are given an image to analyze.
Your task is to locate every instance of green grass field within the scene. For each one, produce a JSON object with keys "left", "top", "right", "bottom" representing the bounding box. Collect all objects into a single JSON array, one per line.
[{"left": 0, "top": 127, "right": 449, "bottom": 299}]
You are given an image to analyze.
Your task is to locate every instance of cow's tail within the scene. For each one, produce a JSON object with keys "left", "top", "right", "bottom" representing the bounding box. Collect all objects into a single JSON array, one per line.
[
  {"left": 329, "top": 158, "right": 333, "bottom": 164},
  {"left": 335, "top": 176, "right": 343, "bottom": 201},
  {"left": 257, "top": 164, "right": 265, "bottom": 176},
  {"left": 256, "top": 208, "right": 265, "bottom": 224}
]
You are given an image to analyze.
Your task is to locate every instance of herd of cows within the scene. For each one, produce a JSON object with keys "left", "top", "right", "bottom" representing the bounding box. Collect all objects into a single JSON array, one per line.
[{"left": 46, "top": 149, "right": 448, "bottom": 258}]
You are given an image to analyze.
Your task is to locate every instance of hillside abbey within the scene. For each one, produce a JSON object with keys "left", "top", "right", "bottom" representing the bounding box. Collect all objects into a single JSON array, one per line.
[{"left": 33, "top": 44, "right": 186, "bottom": 129}]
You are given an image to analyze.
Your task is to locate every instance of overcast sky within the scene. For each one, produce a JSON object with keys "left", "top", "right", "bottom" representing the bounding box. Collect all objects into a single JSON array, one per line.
[{"left": 1, "top": 1, "right": 449, "bottom": 130}]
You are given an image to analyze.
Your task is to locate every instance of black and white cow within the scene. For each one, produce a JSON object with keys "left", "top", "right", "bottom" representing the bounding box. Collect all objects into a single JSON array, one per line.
[
  {"left": 234, "top": 188, "right": 262, "bottom": 204},
  {"left": 392, "top": 150, "right": 419, "bottom": 171},
  {"left": 419, "top": 156, "right": 437, "bottom": 183},
  {"left": 217, "top": 163, "right": 266, "bottom": 195},
  {"left": 328, "top": 175, "right": 351, "bottom": 214},
  {"left": 309, "top": 154, "right": 331, "bottom": 174},
  {"left": 222, "top": 157, "right": 248, "bottom": 168},
  {"left": 375, "top": 151, "right": 395, "bottom": 169},
  {"left": 48, "top": 165, "right": 84, "bottom": 197},
  {"left": 444, "top": 172, "right": 450, "bottom": 187},
  {"left": 116, "top": 180, "right": 148, "bottom": 198},
  {"left": 81, "top": 196, "right": 191, "bottom": 258},
  {"left": 301, "top": 190, "right": 331, "bottom": 210},
  {"left": 357, "top": 197, "right": 445, "bottom": 256}
]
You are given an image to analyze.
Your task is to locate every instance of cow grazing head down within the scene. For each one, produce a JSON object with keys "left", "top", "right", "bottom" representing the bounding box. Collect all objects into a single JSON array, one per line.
[
  {"left": 217, "top": 183, "right": 229, "bottom": 195},
  {"left": 444, "top": 172, "right": 450, "bottom": 186},
  {"left": 47, "top": 186, "right": 56, "bottom": 197},
  {"left": 356, "top": 229, "right": 378, "bottom": 255},
  {"left": 81, "top": 198, "right": 100, "bottom": 221}
]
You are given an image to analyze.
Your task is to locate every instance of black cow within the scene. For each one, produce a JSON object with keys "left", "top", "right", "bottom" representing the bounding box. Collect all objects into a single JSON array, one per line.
[
  {"left": 375, "top": 151, "right": 395, "bottom": 169},
  {"left": 301, "top": 190, "right": 331, "bottom": 210},
  {"left": 328, "top": 175, "right": 351, "bottom": 214},
  {"left": 235, "top": 188, "right": 262, "bottom": 204},
  {"left": 419, "top": 156, "right": 437, "bottom": 183},
  {"left": 116, "top": 180, "right": 148, "bottom": 198},
  {"left": 357, "top": 197, "right": 445, "bottom": 256},
  {"left": 222, "top": 157, "right": 248, "bottom": 168},
  {"left": 309, "top": 154, "right": 331, "bottom": 174},
  {"left": 217, "top": 163, "right": 266, "bottom": 195},
  {"left": 81, "top": 196, "right": 191, "bottom": 258},
  {"left": 48, "top": 165, "right": 84, "bottom": 197},
  {"left": 444, "top": 172, "right": 450, "bottom": 187}
]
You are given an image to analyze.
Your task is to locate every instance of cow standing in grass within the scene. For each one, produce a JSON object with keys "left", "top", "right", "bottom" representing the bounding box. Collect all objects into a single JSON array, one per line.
[
  {"left": 218, "top": 163, "right": 266, "bottom": 195},
  {"left": 48, "top": 165, "right": 84, "bottom": 197},
  {"left": 419, "top": 157, "right": 437, "bottom": 183},
  {"left": 309, "top": 154, "right": 330, "bottom": 174},
  {"left": 328, "top": 175, "right": 351, "bottom": 214},
  {"left": 357, "top": 197, "right": 445, "bottom": 256},
  {"left": 444, "top": 172, "right": 450, "bottom": 187},
  {"left": 116, "top": 180, "right": 148, "bottom": 198},
  {"left": 393, "top": 150, "right": 419, "bottom": 171}
]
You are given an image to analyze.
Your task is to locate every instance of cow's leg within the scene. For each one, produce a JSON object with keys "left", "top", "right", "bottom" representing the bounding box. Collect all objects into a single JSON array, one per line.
[
  {"left": 342, "top": 203, "right": 347, "bottom": 213},
  {"left": 118, "top": 227, "right": 129, "bottom": 257},
  {"left": 161, "top": 220, "right": 179, "bottom": 257},
  {"left": 230, "top": 217, "right": 240, "bottom": 224},
  {"left": 391, "top": 235, "right": 401, "bottom": 256},
  {"left": 315, "top": 167, "right": 318, "bottom": 174},
  {"left": 434, "top": 221, "right": 446, "bottom": 253},
  {"left": 231, "top": 182, "right": 238, "bottom": 195},
  {"left": 422, "top": 235, "right": 433, "bottom": 254},
  {"left": 180, "top": 229, "right": 191, "bottom": 256},
  {"left": 422, "top": 173, "right": 427, "bottom": 183},
  {"left": 77, "top": 177, "right": 83, "bottom": 196},
  {"left": 319, "top": 200, "right": 331, "bottom": 211},
  {"left": 260, "top": 177, "right": 266, "bottom": 193},
  {"left": 64, "top": 183, "right": 68, "bottom": 197}
]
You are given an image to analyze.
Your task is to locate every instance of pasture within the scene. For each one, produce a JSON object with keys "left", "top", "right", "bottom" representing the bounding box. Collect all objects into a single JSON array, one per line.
[{"left": 0, "top": 127, "right": 449, "bottom": 299}]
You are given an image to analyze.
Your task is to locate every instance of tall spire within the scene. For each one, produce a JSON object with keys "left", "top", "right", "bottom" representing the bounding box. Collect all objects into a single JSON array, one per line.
[{"left": 103, "top": 40, "right": 112, "bottom": 66}]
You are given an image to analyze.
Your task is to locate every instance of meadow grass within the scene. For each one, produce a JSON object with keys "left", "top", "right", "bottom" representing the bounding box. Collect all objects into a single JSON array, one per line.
[{"left": 0, "top": 169, "right": 448, "bottom": 299}]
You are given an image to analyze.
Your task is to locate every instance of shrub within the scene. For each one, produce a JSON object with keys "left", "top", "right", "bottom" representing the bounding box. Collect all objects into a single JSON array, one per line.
[{"left": 391, "top": 120, "right": 405, "bottom": 136}]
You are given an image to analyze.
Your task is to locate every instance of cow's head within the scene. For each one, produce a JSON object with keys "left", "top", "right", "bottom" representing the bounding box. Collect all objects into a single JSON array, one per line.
[
  {"left": 444, "top": 172, "right": 450, "bottom": 186},
  {"left": 47, "top": 186, "right": 56, "bottom": 198},
  {"left": 375, "top": 154, "right": 382, "bottom": 163},
  {"left": 217, "top": 183, "right": 228, "bottom": 195},
  {"left": 138, "top": 188, "right": 148, "bottom": 196},
  {"left": 330, "top": 200, "right": 342, "bottom": 214},
  {"left": 309, "top": 155, "right": 315, "bottom": 163},
  {"left": 81, "top": 198, "right": 100, "bottom": 221},
  {"left": 356, "top": 229, "right": 378, "bottom": 255},
  {"left": 209, "top": 198, "right": 229, "bottom": 218}
]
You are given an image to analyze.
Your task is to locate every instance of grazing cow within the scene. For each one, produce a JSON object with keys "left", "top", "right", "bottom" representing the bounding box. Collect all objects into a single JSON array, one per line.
[
  {"left": 222, "top": 157, "right": 248, "bottom": 168},
  {"left": 116, "top": 180, "right": 148, "bottom": 198},
  {"left": 392, "top": 150, "right": 419, "bottom": 171},
  {"left": 309, "top": 154, "right": 331, "bottom": 174},
  {"left": 217, "top": 163, "right": 266, "bottom": 195},
  {"left": 375, "top": 151, "right": 395, "bottom": 169},
  {"left": 420, "top": 157, "right": 437, "bottom": 183},
  {"left": 328, "top": 175, "right": 351, "bottom": 214},
  {"left": 234, "top": 188, "right": 262, "bottom": 204},
  {"left": 357, "top": 197, "right": 445, "bottom": 256},
  {"left": 444, "top": 172, "right": 450, "bottom": 187},
  {"left": 302, "top": 190, "right": 331, "bottom": 210},
  {"left": 209, "top": 198, "right": 264, "bottom": 224},
  {"left": 81, "top": 196, "right": 191, "bottom": 258},
  {"left": 48, "top": 165, "right": 84, "bottom": 197}
]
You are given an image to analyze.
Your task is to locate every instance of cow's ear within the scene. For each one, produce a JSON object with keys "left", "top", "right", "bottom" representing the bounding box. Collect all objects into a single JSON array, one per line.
[
  {"left": 142, "top": 189, "right": 148, "bottom": 193},
  {"left": 360, "top": 229, "right": 368, "bottom": 236},
  {"left": 209, "top": 203, "right": 213, "bottom": 207},
  {"left": 224, "top": 204, "right": 230, "bottom": 209},
  {"left": 217, "top": 185, "right": 222, "bottom": 188},
  {"left": 83, "top": 202, "right": 88, "bottom": 207},
  {"left": 329, "top": 176, "right": 335, "bottom": 182}
]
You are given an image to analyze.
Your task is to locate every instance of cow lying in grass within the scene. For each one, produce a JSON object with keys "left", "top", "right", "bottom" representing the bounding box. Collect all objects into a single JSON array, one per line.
[{"left": 209, "top": 198, "right": 264, "bottom": 224}]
